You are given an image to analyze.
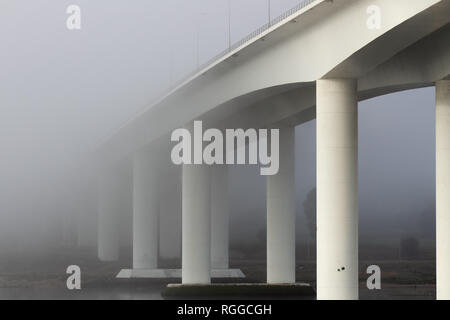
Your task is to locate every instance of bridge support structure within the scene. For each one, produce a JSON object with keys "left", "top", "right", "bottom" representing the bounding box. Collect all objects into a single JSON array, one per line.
[
  {"left": 117, "top": 151, "right": 182, "bottom": 279},
  {"left": 316, "top": 79, "right": 359, "bottom": 300},
  {"left": 117, "top": 158, "right": 244, "bottom": 279},
  {"left": 182, "top": 162, "right": 212, "bottom": 284},
  {"left": 211, "top": 164, "right": 229, "bottom": 270},
  {"left": 436, "top": 80, "right": 450, "bottom": 300},
  {"left": 266, "top": 126, "right": 296, "bottom": 284},
  {"left": 132, "top": 150, "right": 159, "bottom": 269},
  {"left": 97, "top": 170, "right": 120, "bottom": 262}
]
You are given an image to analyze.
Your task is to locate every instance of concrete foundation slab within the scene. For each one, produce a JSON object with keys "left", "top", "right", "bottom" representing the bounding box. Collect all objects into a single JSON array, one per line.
[
  {"left": 116, "top": 269, "right": 245, "bottom": 279},
  {"left": 211, "top": 269, "right": 245, "bottom": 278},
  {"left": 162, "top": 283, "right": 314, "bottom": 299},
  {"left": 116, "top": 269, "right": 181, "bottom": 278}
]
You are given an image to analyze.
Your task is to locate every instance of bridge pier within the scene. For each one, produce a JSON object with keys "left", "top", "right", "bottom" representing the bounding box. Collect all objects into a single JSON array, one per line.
[
  {"left": 436, "top": 80, "right": 450, "bottom": 300},
  {"left": 132, "top": 151, "right": 159, "bottom": 270},
  {"left": 266, "top": 126, "right": 296, "bottom": 284},
  {"left": 211, "top": 165, "right": 229, "bottom": 269},
  {"left": 182, "top": 163, "right": 212, "bottom": 284},
  {"left": 97, "top": 170, "right": 120, "bottom": 262},
  {"left": 117, "top": 152, "right": 183, "bottom": 279},
  {"left": 210, "top": 165, "right": 244, "bottom": 278},
  {"left": 316, "top": 79, "right": 358, "bottom": 300}
]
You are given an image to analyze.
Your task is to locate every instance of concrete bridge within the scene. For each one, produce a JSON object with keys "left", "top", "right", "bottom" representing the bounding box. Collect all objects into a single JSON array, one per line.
[{"left": 94, "top": 0, "right": 450, "bottom": 300}]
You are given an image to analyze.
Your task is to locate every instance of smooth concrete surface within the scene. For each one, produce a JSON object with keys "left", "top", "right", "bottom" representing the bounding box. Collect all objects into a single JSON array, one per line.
[
  {"left": 97, "top": 171, "right": 120, "bottom": 262},
  {"left": 159, "top": 168, "right": 182, "bottom": 260},
  {"left": 117, "top": 269, "right": 181, "bottom": 279},
  {"left": 210, "top": 269, "right": 245, "bottom": 278},
  {"left": 132, "top": 151, "right": 159, "bottom": 269},
  {"left": 182, "top": 163, "right": 212, "bottom": 284},
  {"left": 162, "top": 283, "right": 314, "bottom": 299},
  {"left": 436, "top": 80, "right": 450, "bottom": 300},
  {"left": 211, "top": 165, "right": 230, "bottom": 269},
  {"left": 266, "top": 126, "right": 296, "bottom": 284},
  {"left": 116, "top": 269, "right": 245, "bottom": 279},
  {"left": 316, "top": 79, "right": 358, "bottom": 300},
  {"left": 99, "top": 0, "right": 447, "bottom": 164}
]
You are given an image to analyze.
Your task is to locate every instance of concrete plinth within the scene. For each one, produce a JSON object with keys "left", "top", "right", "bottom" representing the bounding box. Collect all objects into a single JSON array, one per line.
[
  {"left": 116, "top": 269, "right": 181, "bottom": 279},
  {"left": 116, "top": 268, "right": 245, "bottom": 279},
  {"left": 162, "top": 283, "right": 314, "bottom": 299}
]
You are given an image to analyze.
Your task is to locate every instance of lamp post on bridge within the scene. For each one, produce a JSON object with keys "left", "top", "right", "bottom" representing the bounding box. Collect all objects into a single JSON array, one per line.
[
  {"left": 196, "top": 11, "right": 207, "bottom": 70},
  {"left": 228, "top": 0, "right": 231, "bottom": 50}
]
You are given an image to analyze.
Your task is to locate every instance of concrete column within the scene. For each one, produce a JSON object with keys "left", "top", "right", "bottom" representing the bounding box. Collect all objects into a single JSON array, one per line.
[
  {"left": 211, "top": 165, "right": 229, "bottom": 269},
  {"left": 316, "top": 79, "right": 358, "bottom": 300},
  {"left": 266, "top": 126, "right": 295, "bottom": 284},
  {"left": 77, "top": 190, "right": 97, "bottom": 248},
  {"left": 119, "top": 165, "right": 133, "bottom": 249},
  {"left": 133, "top": 151, "right": 159, "bottom": 269},
  {"left": 182, "top": 163, "right": 212, "bottom": 284},
  {"left": 97, "top": 171, "right": 120, "bottom": 262},
  {"left": 159, "top": 167, "right": 182, "bottom": 261},
  {"left": 436, "top": 80, "right": 450, "bottom": 300}
]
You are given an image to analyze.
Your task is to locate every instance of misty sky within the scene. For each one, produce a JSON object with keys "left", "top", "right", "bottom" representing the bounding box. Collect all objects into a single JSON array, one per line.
[{"left": 0, "top": 1, "right": 437, "bottom": 251}]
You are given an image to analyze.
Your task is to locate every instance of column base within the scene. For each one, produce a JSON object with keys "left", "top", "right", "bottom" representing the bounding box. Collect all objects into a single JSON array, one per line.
[
  {"left": 116, "top": 268, "right": 245, "bottom": 279},
  {"left": 116, "top": 268, "right": 181, "bottom": 278},
  {"left": 211, "top": 268, "right": 245, "bottom": 278},
  {"left": 162, "top": 283, "right": 314, "bottom": 299}
]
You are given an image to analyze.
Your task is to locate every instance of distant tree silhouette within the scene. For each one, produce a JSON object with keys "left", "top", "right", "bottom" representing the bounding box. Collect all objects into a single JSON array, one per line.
[
  {"left": 400, "top": 236, "right": 420, "bottom": 260},
  {"left": 419, "top": 205, "right": 435, "bottom": 237},
  {"left": 303, "top": 188, "right": 316, "bottom": 259},
  {"left": 256, "top": 226, "right": 266, "bottom": 245}
]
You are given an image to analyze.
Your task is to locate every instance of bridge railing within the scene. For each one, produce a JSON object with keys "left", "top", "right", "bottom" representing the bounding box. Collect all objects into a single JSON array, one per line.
[{"left": 166, "top": 0, "right": 318, "bottom": 99}]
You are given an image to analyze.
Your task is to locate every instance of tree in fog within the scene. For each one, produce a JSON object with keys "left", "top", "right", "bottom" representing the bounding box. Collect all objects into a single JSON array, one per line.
[
  {"left": 303, "top": 188, "right": 316, "bottom": 259},
  {"left": 400, "top": 236, "right": 420, "bottom": 260},
  {"left": 419, "top": 205, "right": 435, "bottom": 237}
]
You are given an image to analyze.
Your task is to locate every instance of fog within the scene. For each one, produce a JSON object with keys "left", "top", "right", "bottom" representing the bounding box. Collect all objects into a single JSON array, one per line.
[
  {"left": 0, "top": 0, "right": 437, "bottom": 262},
  {"left": 229, "top": 88, "right": 436, "bottom": 250}
]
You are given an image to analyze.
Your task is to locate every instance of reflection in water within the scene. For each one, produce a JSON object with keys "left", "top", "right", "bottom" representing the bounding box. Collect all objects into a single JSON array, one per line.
[{"left": 0, "top": 286, "right": 163, "bottom": 300}]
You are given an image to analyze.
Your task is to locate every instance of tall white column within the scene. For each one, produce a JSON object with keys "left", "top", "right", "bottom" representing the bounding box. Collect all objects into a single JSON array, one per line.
[
  {"left": 182, "top": 163, "right": 212, "bottom": 284},
  {"left": 316, "top": 79, "right": 358, "bottom": 300},
  {"left": 211, "top": 165, "right": 229, "bottom": 269},
  {"left": 436, "top": 80, "right": 450, "bottom": 300},
  {"left": 77, "top": 190, "right": 97, "bottom": 248},
  {"left": 159, "top": 168, "right": 182, "bottom": 260},
  {"left": 266, "top": 126, "right": 296, "bottom": 284},
  {"left": 98, "top": 171, "right": 120, "bottom": 262},
  {"left": 133, "top": 151, "right": 159, "bottom": 269}
]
